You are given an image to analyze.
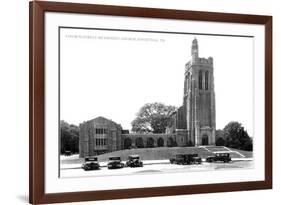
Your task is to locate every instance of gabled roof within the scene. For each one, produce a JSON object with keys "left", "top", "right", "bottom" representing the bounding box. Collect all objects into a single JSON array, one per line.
[{"left": 84, "top": 116, "right": 122, "bottom": 128}]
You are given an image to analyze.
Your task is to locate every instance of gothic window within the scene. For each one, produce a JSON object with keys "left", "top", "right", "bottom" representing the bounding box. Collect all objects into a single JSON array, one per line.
[
  {"left": 95, "top": 128, "right": 107, "bottom": 134},
  {"left": 205, "top": 71, "right": 209, "bottom": 90},
  {"left": 199, "top": 71, "right": 202, "bottom": 90},
  {"left": 96, "top": 138, "right": 107, "bottom": 146}
]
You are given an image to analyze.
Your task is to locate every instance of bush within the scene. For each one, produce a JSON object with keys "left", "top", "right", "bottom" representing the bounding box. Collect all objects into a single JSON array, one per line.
[
  {"left": 223, "top": 121, "right": 252, "bottom": 151},
  {"left": 216, "top": 137, "right": 225, "bottom": 146},
  {"left": 242, "top": 139, "right": 253, "bottom": 151}
]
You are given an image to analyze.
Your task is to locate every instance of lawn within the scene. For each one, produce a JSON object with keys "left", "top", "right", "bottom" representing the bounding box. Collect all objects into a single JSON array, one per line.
[
  {"left": 92, "top": 146, "right": 215, "bottom": 162},
  {"left": 61, "top": 146, "right": 253, "bottom": 164}
]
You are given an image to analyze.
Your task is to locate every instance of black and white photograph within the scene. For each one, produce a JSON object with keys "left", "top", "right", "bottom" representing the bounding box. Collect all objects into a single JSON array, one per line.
[
  {"left": 27, "top": 1, "right": 272, "bottom": 204},
  {"left": 0, "top": 0, "right": 277, "bottom": 204},
  {"left": 59, "top": 27, "right": 254, "bottom": 178}
]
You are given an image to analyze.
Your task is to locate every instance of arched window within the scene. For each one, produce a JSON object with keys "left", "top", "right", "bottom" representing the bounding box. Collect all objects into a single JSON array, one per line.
[
  {"left": 205, "top": 71, "right": 209, "bottom": 90},
  {"left": 199, "top": 71, "right": 202, "bottom": 90}
]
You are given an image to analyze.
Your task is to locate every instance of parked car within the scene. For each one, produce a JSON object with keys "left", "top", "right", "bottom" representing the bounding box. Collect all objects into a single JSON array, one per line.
[
  {"left": 190, "top": 154, "right": 202, "bottom": 164},
  {"left": 82, "top": 157, "right": 100, "bottom": 171},
  {"left": 206, "top": 152, "right": 231, "bottom": 163},
  {"left": 170, "top": 154, "right": 202, "bottom": 165},
  {"left": 126, "top": 155, "right": 143, "bottom": 167},
  {"left": 184, "top": 154, "right": 202, "bottom": 164},
  {"left": 170, "top": 154, "right": 186, "bottom": 165},
  {"left": 107, "top": 156, "right": 125, "bottom": 169}
]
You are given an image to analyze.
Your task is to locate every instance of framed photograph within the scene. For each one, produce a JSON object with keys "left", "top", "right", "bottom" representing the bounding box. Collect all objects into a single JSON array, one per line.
[{"left": 29, "top": 1, "right": 272, "bottom": 204}]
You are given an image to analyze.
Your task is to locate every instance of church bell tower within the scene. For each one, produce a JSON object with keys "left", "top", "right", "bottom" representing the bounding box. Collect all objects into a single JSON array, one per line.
[{"left": 184, "top": 38, "right": 216, "bottom": 146}]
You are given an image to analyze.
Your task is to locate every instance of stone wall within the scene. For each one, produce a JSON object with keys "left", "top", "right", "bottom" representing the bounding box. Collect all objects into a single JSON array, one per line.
[{"left": 121, "top": 133, "right": 179, "bottom": 149}]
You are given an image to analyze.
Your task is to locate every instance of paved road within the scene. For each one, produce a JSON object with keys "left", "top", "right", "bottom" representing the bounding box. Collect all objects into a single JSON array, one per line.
[{"left": 60, "top": 160, "right": 254, "bottom": 178}]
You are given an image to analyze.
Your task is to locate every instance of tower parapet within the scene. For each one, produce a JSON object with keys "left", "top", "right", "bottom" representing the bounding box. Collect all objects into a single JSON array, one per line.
[
  {"left": 185, "top": 57, "right": 213, "bottom": 75},
  {"left": 198, "top": 57, "right": 213, "bottom": 66}
]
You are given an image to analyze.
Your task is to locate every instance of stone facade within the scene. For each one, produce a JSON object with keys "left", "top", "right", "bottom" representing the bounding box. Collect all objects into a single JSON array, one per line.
[
  {"left": 180, "top": 38, "right": 216, "bottom": 146},
  {"left": 79, "top": 117, "right": 123, "bottom": 157},
  {"left": 79, "top": 39, "right": 216, "bottom": 157},
  {"left": 160, "top": 38, "right": 216, "bottom": 146},
  {"left": 79, "top": 117, "right": 178, "bottom": 157}
]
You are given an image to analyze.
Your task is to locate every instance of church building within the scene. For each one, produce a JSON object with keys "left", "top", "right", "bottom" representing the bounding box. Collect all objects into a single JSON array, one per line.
[
  {"left": 79, "top": 38, "right": 216, "bottom": 157},
  {"left": 173, "top": 38, "right": 216, "bottom": 146}
]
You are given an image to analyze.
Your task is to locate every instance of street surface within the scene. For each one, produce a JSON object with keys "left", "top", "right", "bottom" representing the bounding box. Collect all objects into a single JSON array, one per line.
[{"left": 60, "top": 156, "right": 253, "bottom": 178}]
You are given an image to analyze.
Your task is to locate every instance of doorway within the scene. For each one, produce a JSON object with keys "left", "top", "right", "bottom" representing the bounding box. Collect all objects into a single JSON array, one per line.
[{"left": 202, "top": 135, "right": 209, "bottom": 145}]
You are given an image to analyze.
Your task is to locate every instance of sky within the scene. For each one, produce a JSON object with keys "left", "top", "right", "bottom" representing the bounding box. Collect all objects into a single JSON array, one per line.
[{"left": 60, "top": 28, "right": 254, "bottom": 137}]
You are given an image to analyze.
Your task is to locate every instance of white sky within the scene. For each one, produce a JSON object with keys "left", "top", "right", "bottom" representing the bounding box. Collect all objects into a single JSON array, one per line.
[{"left": 60, "top": 28, "right": 253, "bottom": 136}]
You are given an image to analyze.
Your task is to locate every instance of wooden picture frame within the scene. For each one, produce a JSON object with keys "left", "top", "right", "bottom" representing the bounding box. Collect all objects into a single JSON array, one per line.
[{"left": 29, "top": 1, "right": 272, "bottom": 204}]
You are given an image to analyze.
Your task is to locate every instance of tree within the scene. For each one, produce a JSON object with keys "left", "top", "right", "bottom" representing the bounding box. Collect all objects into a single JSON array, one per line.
[
  {"left": 215, "top": 129, "right": 225, "bottom": 146},
  {"left": 243, "top": 138, "right": 253, "bottom": 151},
  {"left": 60, "top": 120, "right": 79, "bottom": 154},
  {"left": 131, "top": 102, "right": 177, "bottom": 134},
  {"left": 216, "top": 137, "right": 225, "bottom": 146},
  {"left": 215, "top": 129, "right": 224, "bottom": 140},
  {"left": 223, "top": 121, "right": 252, "bottom": 151}
]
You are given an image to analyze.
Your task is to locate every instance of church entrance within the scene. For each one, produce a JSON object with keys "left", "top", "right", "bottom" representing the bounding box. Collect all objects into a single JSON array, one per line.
[{"left": 202, "top": 135, "right": 209, "bottom": 145}]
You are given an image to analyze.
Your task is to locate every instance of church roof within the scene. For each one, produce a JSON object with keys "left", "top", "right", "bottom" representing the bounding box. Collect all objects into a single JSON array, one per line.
[{"left": 85, "top": 116, "right": 122, "bottom": 128}]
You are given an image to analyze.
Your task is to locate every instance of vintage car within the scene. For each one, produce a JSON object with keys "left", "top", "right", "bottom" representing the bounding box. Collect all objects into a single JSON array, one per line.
[
  {"left": 126, "top": 155, "right": 143, "bottom": 167},
  {"left": 170, "top": 154, "right": 202, "bottom": 165},
  {"left": 82, "top": 157, "right": 100, "bottom": 171},
  {"left": 206, "top": 152, "right": 232, "bottom": 163},
  {"left": 107, "top": 156, "right": 125, "bottom": 169},
  {"left": 170, "top": 154, "right": 185, "bottom": 164},
  {"left": 190, "top": 154, "right": 202, "bottom": 164}
]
